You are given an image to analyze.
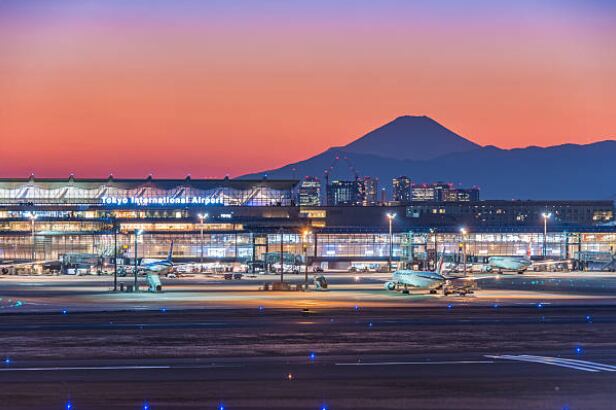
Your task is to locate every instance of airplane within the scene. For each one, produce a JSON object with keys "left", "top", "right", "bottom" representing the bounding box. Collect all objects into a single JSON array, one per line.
[
  {"left": 136, "top": 241, "right": 175, "bottom": 275},
  {"left": 0, "top": 259, "right": 59, "bottom": 275},
  {"left": 485, "top": 256, "right": 532, "bottom": 274},
  {"left": 484, "top": 242, "right": 571, "bottom": 274},
  {"left": 384, "top": 257, "right": 477, "bottom": 296},
  {"left": 484, "top": 241, "right": 533, "bottom": 274}
]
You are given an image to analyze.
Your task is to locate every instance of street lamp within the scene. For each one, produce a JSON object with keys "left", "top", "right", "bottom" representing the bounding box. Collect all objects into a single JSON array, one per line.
[
  {"left": 386, "top": 213, "right": 397, "bottom": 272},
  {"left": 429, "top": 228, "right": 438, "bottom": 270},
  {"left": 302, "top": 228, "right": 311, "bottom": 290},
  {"left": 197, "top": 213, "right": 209, "bottom": 271},
  {"left": 460, "top": 227, "right": 468, "bottom": 274},
  {"left": 279, "top": 227, "right": 285, "bottom": 283},
  {"left": 27, "top": 212, "right": 38, "bottom": 262},
  {"left": 113, "top": 218, "right": 118, "bottom": 292},
  {"left": 542, "top": 212, "right": 552, "bottom": 259},
  {"left": 134, "top": 229, "right": 144, "bottom": 292}
]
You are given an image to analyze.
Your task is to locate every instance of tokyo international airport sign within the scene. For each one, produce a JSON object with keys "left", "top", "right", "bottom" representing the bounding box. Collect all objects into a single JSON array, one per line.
[{"left": 100, "top": 196, "right": 224, "bottom": 206}]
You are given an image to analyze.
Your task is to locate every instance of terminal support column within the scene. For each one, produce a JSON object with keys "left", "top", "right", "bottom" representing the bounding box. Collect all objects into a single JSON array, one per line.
[
  {"left": 134, "top": 229, "right": 139, "bottom": 292},
  {"left": 113, "top": 221, "right": 118, "bottom": 292},
  {"left": 279, "top": 227, "right": 284, "bottom": 283}
]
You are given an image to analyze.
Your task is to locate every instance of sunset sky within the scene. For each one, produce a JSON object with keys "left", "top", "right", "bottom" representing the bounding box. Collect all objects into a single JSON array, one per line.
[{"left": 0, "top": 0, "right": 614, "bottom": 178}]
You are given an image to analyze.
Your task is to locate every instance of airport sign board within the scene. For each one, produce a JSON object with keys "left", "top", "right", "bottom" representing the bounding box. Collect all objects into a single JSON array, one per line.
[{"left": 100, "top": 196, "right": 224, "bottom": 206}]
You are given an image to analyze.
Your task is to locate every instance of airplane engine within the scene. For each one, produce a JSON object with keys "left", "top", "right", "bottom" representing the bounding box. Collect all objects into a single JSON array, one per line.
[{"left": 384, "top": 281, "right": 396, "bottom": 291}]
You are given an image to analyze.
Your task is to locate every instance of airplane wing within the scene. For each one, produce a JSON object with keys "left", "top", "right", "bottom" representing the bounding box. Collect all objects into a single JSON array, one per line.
[
  {"left": 0, "top": 260, "right": 58, "bottom": 268},
  {"left": 444, "top": 273, "right": 500, "bottom": 281},
  {"left": 531, "top": 259, "right": 571, "bottom": 266}
]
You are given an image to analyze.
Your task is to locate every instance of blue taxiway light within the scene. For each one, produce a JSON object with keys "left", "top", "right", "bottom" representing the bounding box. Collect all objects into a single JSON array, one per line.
[
  {"left": 492, "top": 304, "right": 499, "bottom": 309},
  {"left": 368, "top": 322, "right": 373, "bottom": 327},
  {"left": 447, "top": 304, "right": 453, "bottom": 309},
  {"left": 160, "top": 307, "right": 167, "bottom": 313},
  {"left": 65, "top": 400, "right": 73, "bottom": 410},
  {"left": 258, "top": 306, "right": 264, "bottom": 311},
  {"left": 143, "top": 401, "right": 150, "bottom": 410},
  {"left": 536, "top": 303, "right": 544, "bottom": 309},
  {"left": 585, "top": 315, "right": 592, "bottom": 321},
  {"left": 309, "top": 352, "right": 316, "bottom": 361},
  {"left": 62, "top": 309, "right": 68, "bottom": 315},
  {"left": 4, "top": 357, "right": 11, "bottom": 366},
  {"left": 575, "top": 346, "right": 583, "bottom": 354},
  {"left": 354, "top": 305, "right": 359, "bottom": 311},
  {"left": 218, "top": 403, "right": 225, "bottom": 410}
]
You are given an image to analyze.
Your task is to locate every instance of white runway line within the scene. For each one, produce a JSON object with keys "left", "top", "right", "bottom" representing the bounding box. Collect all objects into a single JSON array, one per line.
[
  {"left": 543, "top": 357, "right": 616, "bottom": 371},
  {"left": 0, "top": 365, "right": 171, "bottom": 372},
  {"left": 335, "top": 360, "right": 495, "bottom": 366},
  {"left": 485, "top": 355, "right": 616, "bottom": 372}
]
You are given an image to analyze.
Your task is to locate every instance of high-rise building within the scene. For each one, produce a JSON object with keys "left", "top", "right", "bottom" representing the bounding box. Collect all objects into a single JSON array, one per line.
[
  {"left": 326, "top": 180, "right": 361, "bottom": 206},
  {"left": 411, "top": 182, "right": 451, "bottom": 202},
  {"left": 326, "top": 176, "right": 381, "bottom": 206},
  {"left": 412, "top": 182, "right": 480, "bottom": 202},
  {"left": 359, "top": 176, "right": 378, "bottom": 205},
  {"left": 299, "top": 177, "right": 321, "bottom": 206},
  {"left": 392, "top": 176, "right": 412, "bottom": 203},
  {"left": 442, "top": 187, "right": 480, "bottom": 202}
]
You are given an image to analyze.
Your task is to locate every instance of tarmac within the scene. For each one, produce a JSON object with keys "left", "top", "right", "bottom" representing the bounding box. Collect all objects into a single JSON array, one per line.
[{"left": 1, "top": 271, "right": 616, "bottom": 409}]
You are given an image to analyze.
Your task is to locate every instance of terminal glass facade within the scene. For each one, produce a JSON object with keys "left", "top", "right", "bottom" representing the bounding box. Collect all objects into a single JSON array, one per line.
[
  {"left": 0, "top": 178, "right": 614, "bottom": 272},
  {"left": 1, "top": 231, "right": 614, "bottom": 266}
]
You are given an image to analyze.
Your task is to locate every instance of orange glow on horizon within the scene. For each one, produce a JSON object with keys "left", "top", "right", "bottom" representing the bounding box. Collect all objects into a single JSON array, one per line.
[{"left": 0, "top": 1, "right": 614, "bottom": 177}]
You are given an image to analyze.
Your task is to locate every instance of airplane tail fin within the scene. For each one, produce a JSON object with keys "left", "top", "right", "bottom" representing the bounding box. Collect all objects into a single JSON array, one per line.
[
  {"left": 436, "top": 250, "right": 445, "bottom": 275},
  {"left": 167, "top": 240, "right": 174, "bottom": 262}
]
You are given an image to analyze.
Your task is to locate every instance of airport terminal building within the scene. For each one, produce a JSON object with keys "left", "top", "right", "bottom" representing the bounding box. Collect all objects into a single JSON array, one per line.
[{"left": 1, "top": 177, "right": 615, "bottom": 271}]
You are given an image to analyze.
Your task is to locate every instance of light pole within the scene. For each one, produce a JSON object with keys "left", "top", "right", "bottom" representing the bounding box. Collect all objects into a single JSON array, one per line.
[
  {"left": 279, "top": 227, "right": 284, "bottom": 283},
  {"left": 542, "top": 212, "right": 552, "bottom": 259},
  {"left": 134, "top": 229, "right": 144, "bottom": 292},
  {"left": 386, "top": 212, "right": 397, "bottom": 272},
  {"left": 28, "top": 212, "right": 38, "bottom": 262},
  {"left": 430, "top": 228, "right": 438, "bottom": 270},
  {"left": 563, "top": 230, "right": 569, "bottom": 260},
  {"left": 460, "top": 227, "right": 468, "bottom": 275},
  {"left": 198, "top": 213, "right": 208, "bottom": 271},
  {"left": 113, "top": 219, "right": 118, "bottom": 292},
  {"left": 302, "top": 228, "right": 311, "bottom": 290}
]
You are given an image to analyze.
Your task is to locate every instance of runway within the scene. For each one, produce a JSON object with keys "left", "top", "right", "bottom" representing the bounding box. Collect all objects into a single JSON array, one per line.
[
  {"left": 1, "top": 304, "right": 616, "bottom": 409},
  {"left": 2, "top": 272, "right": 616, "bottom": 408},
  {"left": 2, "top": 352, "right": 616, "bottom": 409}
]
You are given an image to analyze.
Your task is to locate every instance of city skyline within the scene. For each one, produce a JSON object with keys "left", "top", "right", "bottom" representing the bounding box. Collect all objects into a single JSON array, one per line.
[{"left": 1, "top": 0, "right": 614, "bottom": 177}]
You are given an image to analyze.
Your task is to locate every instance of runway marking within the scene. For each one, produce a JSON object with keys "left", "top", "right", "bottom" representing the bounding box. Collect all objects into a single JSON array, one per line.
[
  {"left": 0, "top": 365, "right": 171, "bottom": 372},
  {"left": 485, "top": 355, "right": 616, "bottom": 372},
  {"left": 335, "top": 360, "right": 494, "bottom": 366}
]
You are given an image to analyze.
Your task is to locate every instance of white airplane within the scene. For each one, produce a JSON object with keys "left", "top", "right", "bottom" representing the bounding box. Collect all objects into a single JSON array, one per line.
[
  {"left": 485, "top": 256, "right": 532, "bottom": 274},
  {"left": 384, "top": 258, "right": 477, "bottom": 296},
  {"left": 484, "top": 241, "right": 534, "bottom": 274},
  {"left": 485, "top": 242, "right": 570, "bottom": 274},
  {"left": 0, "top": 259, "right": 61, "bottom": 274},
  {"left": 137, "top": 241, "right": 175, "bottom": 275}
]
